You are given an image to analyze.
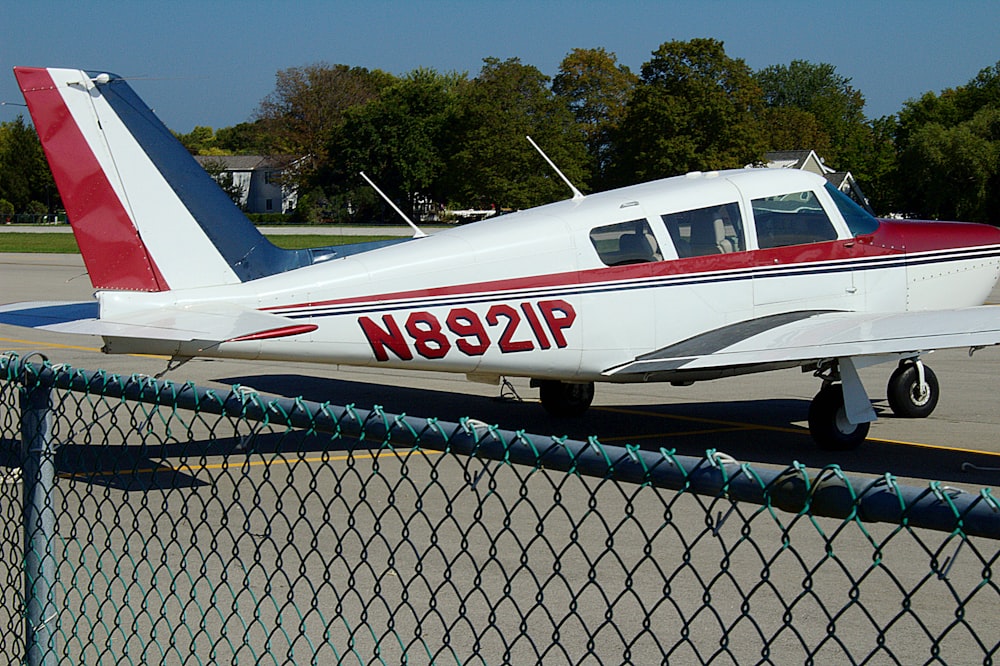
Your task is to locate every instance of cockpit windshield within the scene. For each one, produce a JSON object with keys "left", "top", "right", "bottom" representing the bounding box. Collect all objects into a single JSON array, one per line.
[{"left": 824, "top": 183, "right": 879, "bottom": 236}]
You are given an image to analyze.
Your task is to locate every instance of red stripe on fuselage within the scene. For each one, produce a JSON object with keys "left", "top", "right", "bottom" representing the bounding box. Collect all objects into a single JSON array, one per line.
[
  {"left": 263, "top": 239, "right": 906, "bottom": 313},
  {"left": 226, "top": 324, "right": 319, "bottom": 342},
  {"left": 14, "top": 67, "right": 166, "bottom": 292},
  {"left": 262, "top": 218, "right": 1000, "bottom": 315}
]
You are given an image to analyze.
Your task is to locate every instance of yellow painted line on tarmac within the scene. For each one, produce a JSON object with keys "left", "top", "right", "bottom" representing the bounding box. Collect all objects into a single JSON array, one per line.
[
  {"left": 0, "top": 335, "right": 168, "bottom": 359},
  {"left": 596, "top": 405, "right": 1000, "bottom": 459},
  {"left": 59, "top": 448, "right": 443, "bottom": 480},
  {"left": 864, "top": 435, "right": 1000, "bottom": 458},
  {"left": 1, "top": 335, "right": 103, "bottom": 353},
  {"left": 601, "top": 426, "right": 753, "bottom": 442},
  {"left": 595, "top": 405, "right": 804, "bottom": 435}
]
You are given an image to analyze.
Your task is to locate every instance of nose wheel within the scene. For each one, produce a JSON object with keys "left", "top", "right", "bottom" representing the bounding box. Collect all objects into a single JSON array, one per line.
[
  {"left": 886, "top": 360, "right": 939, "bottom": 418},
  {"left": 808, "top": 383, "right": 871, "bottom": 451}
]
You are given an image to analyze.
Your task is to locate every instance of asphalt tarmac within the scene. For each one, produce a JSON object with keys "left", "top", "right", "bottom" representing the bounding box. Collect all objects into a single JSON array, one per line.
[{"left": 2, "top": 252, "right": 998, "bottom": 663}]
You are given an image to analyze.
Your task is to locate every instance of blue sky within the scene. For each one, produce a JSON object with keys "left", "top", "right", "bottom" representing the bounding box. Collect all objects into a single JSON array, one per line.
[{"left": 2, "top": 1, "right": 998, "bottom": 132}]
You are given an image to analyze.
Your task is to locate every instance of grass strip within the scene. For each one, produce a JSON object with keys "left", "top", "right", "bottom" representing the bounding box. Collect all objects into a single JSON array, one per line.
[{"left": 0, "top": 233, "right": 398, "bottom": 254}]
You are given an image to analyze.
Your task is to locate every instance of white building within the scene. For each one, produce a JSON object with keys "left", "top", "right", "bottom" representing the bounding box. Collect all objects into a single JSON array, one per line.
[{"left": 195, "top": 155, "right": 298, "bottom": 214}]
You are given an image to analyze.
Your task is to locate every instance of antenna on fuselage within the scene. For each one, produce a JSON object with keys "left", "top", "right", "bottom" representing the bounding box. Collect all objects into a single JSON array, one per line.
[
  {"left": 359, "top": 171, "right": 428, "bottom": 239},
  {"left": 525, "top": 135, "right": 584, "bottom": 200}
]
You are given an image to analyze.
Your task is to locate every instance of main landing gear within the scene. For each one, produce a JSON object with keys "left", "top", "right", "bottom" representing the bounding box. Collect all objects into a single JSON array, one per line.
[
  {"left": 808, "top": 358, "right": 939, "bottom": 451},
  {"left": 533, "top": 357, "right": 940, "bottom": 452},
  {"left": 808, "top": 383, "right": 870, "bottom": 451},
  {"left": 534, "top": 379, "right": 595, "bottom": 417}
]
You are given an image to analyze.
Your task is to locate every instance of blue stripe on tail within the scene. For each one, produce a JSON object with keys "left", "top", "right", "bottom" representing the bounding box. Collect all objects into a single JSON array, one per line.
[{"left": 94, "top": 72, "right": 323, "bottom": 281}]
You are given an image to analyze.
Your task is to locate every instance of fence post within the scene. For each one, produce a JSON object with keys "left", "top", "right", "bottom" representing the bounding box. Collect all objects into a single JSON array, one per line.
[{"left": 21, "top": 374, "right": 57, "bottom": 666}]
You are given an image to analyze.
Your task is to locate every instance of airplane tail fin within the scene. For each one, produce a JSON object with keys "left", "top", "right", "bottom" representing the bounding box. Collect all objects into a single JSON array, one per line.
[{"left": 14, "top": 67, "right": 326, "bottom": 292}]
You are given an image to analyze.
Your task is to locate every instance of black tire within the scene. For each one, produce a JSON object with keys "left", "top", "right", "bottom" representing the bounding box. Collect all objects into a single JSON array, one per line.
[
  {"left": 886, "top": 362, "right": 939, "bottom": 418},
  {"left": 538, "top": 380, "right": 595, "bottom": 417},
  {"left": 808, "top": 384, "right": 870, "bottom": 451}
]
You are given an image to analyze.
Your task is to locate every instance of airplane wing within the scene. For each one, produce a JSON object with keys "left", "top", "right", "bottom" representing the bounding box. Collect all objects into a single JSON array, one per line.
[
  {"left": 603, "top": 307, "right": 1000, "bottom": 377},
  {"left": 0, "top": 301, "right": 316, "bottom": 343}
]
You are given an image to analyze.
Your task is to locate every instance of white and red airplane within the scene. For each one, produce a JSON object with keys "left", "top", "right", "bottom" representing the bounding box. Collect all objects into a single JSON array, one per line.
[{"left": 5, "top": 66, "right": 1000, "bottom": 450}]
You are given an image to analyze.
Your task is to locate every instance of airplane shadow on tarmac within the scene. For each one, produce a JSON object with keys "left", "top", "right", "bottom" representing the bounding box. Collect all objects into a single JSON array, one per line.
[
  {"left": 0, "top": 425, "right": 367, "bottom": 492},
  {"left": 214, "top": 373, "right": 1000, "bottom": 488},
  {"left": 5, "top": 373, "right": 991, "bottom": 491}
]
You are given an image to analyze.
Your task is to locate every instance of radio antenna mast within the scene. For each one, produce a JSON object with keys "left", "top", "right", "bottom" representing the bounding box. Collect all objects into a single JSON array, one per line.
[
  {"left": 359, "top": 171, "right": 427, "bottom": 238},
  {"left": 526, "top": 135, "right": 584, "bottom": 200}
]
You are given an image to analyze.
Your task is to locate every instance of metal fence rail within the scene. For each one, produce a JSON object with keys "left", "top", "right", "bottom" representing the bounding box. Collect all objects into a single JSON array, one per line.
[{"left": 1, "top": 352, "right": 999, "bottom": 664}]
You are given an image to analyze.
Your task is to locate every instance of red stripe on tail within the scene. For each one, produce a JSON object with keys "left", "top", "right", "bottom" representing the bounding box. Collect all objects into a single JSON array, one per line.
[{"left": 14, "top": 67, "right": 167, "bottom": 291}]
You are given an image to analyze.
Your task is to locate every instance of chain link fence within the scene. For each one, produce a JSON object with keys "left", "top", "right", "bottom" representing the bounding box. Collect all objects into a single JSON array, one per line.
[{"left": 1, "top": 351, "right": 999, "bottom": 664}]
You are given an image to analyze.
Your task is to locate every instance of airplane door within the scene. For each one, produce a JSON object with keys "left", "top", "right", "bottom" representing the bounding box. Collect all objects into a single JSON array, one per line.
[
  {"left": 751, "top": 242, "right": 864, "bottom": 311},
  {"left": 747, "top": 189, "right": 865, "bottom": 314}
]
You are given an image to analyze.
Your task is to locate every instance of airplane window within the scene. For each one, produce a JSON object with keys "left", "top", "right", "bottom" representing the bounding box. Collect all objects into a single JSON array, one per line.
[
  {"left": 589, "top": 219, "right": 663, "bottom": 266},
  {"left": 660, "top": 202, "right": 744, "bottom": 259},
  {"left": 752, "top": 191, "right": 838, "bottom": 249},
  {"left": 824, "top": 182, "right": 879, "bottom": 236}
]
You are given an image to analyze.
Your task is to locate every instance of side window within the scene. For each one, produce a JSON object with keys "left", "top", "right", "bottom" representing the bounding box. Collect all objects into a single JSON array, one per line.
[
  {"left": 589, "top": 219, "right": 663, "bottom": 266},
  {"left": 752, "top": 191, "right": 838, "bottom": 250},
  {"left": 660, "top": 202, "right": 745, "bottom": 259}
]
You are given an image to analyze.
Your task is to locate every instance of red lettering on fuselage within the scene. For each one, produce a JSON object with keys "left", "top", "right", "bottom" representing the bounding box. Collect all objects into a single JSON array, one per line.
[
  {"left": 445, "top": 308, "right": 490, "bottom": 356},
  {"left": 358, "top": 299, "right": 577, "bottom": 362},
  {"left": 358, "top": 314, "right": 414, "bottom": 362},
  {"left": 486, "top": 304, "right": 534, "bottom": 353},
  {"left": 537, "top": 300, "right": 576, "bottom": 348}
]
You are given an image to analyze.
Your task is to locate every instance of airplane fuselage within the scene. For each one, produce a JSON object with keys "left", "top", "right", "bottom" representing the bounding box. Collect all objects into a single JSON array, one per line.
[{"left": 98, "top": 169, "right": 1000, "bottom": 386}]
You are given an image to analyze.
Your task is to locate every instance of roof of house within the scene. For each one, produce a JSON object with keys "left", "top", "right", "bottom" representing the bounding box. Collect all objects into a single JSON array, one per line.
[
  {"left": 194, "top": 155, "right": 292, "bottom": 171},
  {"left": 824, "top": 172, "right": 852, "bottom": 188},
  {"left": 763, "top": 149, "right": 834, "bottom": 175}
]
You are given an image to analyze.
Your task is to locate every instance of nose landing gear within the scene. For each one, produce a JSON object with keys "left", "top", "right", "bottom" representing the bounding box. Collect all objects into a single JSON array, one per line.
[{"left": 886, "top": 359, "right": 939, "bottom": 419}]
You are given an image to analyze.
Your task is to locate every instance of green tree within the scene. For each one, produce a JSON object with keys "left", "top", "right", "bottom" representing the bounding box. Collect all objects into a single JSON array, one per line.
[
  {"left": 445, "top": 57, "right": 588, "bottom": 210},
  {"left": 755, "top": 106, "right": 833, "bottom": 156},
  {"left": 897, "top": 108, "right": 1000, "bottom": 222},
  {"left": 894, "top": 61, "right": 1000, "bottom": 223},
  {"left": 897, "top": 61, "right": 1000, "bottom": 145},
  {"left": 553, "top": 47, "right": 637, "bottom": 190},
  {"left": 754, "top": 60, "right": 869, "bottom": 169},
  {"left": 255, "top": 63, "right": 396, "bottom": 188},
  {"left": 0, "top": 116, "right": 58, "bottom": 213},
  {"left": 215, "top": 121, "right": 273, "bottom": 155},
  {"left": 321, "top": 69, "right": 466, "bottom": 221},
  {"left": 175, "top": 126, "right": 215, "bottom": 154},
  {"left": 610, "top": 38, "right": 765, "bottom": 185},
  {"left": 853, "top": 115, "right": 899, "bottom": 214}
]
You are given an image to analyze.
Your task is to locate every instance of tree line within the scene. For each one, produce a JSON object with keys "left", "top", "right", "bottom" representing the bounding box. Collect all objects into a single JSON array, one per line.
[{"left": 3, "top": 39, "right": 999, "bottom": 224}]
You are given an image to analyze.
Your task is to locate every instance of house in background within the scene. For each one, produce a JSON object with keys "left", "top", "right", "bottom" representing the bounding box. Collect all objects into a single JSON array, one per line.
[
  {"left": 195, "top": 155, "right": 298, "bottom": 214},
  {"left": 758, "top": 150, "right": 872, "bottom": 212}
]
